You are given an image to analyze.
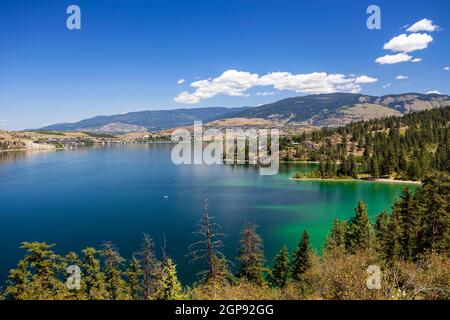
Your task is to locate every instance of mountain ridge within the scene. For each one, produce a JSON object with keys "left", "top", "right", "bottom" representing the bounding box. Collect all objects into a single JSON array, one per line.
[{"left": 39, "top": 93, "right": 450, "bottom": 133}]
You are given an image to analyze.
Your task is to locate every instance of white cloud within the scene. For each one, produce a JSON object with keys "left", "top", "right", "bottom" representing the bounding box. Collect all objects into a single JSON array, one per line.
[
  {"left": 177, "top": 78, "right": 185, "bottom": 85},
  {"left": 411, "top": 58, "right": 422, "bottom": 63},
  {"left": 355, "top": 76, "right": 378, "bottom": 83},
  {"left": 256, "top": 91, "right": 276, "bottom": 96},
  {"left": 426, "top": 90, "right": 441, "bottom": 94},
  {"left": 174, "top": 70, "right": 258, "bottom": 104},
  {"left": 396, "top": 75, "right": 409, "bottom": 80},
  {"left": 375, "top": 53, "right": 412, "bottom": 65},
  {"left": 174, "top": 69, "right": 378, "bottom": 104},
  {"left": 174, "top": 91, "right": 202, "bottom": 104},
  {"left": 444, "top": 66, "right": 449, "bottom": 71},
  {"left": 407, "top": 19, "right": 439, "bottom": 32},
  {"left": 382, "top": 83, "right": 392, "bottom": 89},
  {"left": 384, "top": 33, "right": 433, "bottom": 53}
]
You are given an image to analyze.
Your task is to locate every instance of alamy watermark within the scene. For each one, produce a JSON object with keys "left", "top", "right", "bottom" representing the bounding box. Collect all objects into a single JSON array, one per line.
[
  {"left": 64, "top": 4, "right": 379, "bottom": 31},
  {"left": 170, "top": 122, "right": 279, "bottom": 175},
  {"left": 366, "top": 5, "right": 381, "bottom": 30},
  {"left": 66, "top": 264, "right": 81, "bottom": 290},
  {"left": 366, "top": 264, "right": 382, "bottom": 290},
  {"left": 66, "top": 5, "right": 81, "bottom": 30}
]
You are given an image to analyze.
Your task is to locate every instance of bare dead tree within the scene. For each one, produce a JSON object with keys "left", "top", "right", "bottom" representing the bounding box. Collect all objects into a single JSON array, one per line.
[
  {"left": 187, "top": 198, "right": 229, "bottom": 283},
  {"left": 161, "top": 233, "right": 168, "bottom": 264},
  {"left": 138, "top": 233, "right": 160, "bottom": 299}
]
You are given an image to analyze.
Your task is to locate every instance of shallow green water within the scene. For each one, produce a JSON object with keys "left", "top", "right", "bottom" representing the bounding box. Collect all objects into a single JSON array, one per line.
[{"left": 0, "top": 144, "right": 416, "bottom": 283}]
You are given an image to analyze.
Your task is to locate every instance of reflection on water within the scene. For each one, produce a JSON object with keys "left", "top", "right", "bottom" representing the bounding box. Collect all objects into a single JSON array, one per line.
[{"left": 0, "top": 150, "right": 29, "bottom": 164}]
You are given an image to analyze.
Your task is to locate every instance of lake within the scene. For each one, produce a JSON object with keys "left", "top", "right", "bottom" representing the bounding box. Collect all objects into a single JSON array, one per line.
[{"left": 0, "top": 144, "right": 416, "bottom": 283}]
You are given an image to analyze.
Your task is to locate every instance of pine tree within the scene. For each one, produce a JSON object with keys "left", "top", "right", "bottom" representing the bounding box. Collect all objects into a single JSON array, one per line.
[
  {"left": 154, "top": 257, "right": 183, "bottom": 300},
  {"left": 81, "top": 247, "right": 108, "bottom": 299},
  {"left": 138, "top": 233, "right": 160, "bottom": 299},
  {"left": 125, "top": 255, "right": 142, "bottom": 300},
  {"left": 407, "top": 158, "right": 421, "bottom": 181},
  {"left": 375, "top": 210, "right": 403, "bottom": 263},
  {"left": 5, "top": 260, "right": 31, "bottom": 299},
  {"left": 395, "top": 188, "right": 420, "bottom": 261},
  {"left": 236, "top": 222, "right": 265, "bottom": 284},
  {"left": 370, "top": 156, "right": 380, "bottom": 179},
  {"left": 65, "top": 251, "right": 85, "bottom": 299},
  {"left": 291, "top": 230, "right": 313, "bottom": 281},
  {"left": 100, "top": 242, "right": 129, "bottom": 300},
  {"left": 318, "top": 160, "right": 325, "bottom": 178},
  {"left": 384, "top": 209, "right": 403, "bottom": 263},
  {"left": 348, "top": 154, "right": 358, "bottom": 178},
  {"left": 324, "top": 219, "right": 347, "bottom": 254},
  {"left": 416, "top": 173, "right": 450, "bottom": 254},
  {"left": 270, "top": 246, "right": 290, "bottom": 287},
  {"left": 346, "top": 201, "right": 374, "bottom": 253},
  {"left": 375, "top": 211, "right": 389, "bottom": 255},
  {"left": 6, "top": 242, "right": 67, "bottom": 300},
  {"left": 383, "top": 148, "right": 396, "bottom": 176}
]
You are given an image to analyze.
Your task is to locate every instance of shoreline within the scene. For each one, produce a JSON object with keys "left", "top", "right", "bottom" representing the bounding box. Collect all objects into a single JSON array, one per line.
[
  {"left": 291, "top": 177, "right": 422, "bottom": 185},
  {"left": 280, "top": 160, "right": 320, "bottom": 164}
]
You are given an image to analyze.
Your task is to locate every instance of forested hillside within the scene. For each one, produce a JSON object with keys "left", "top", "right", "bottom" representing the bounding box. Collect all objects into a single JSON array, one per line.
[{"left": 285, "top": 106, "right": 450, "bottom": 181}]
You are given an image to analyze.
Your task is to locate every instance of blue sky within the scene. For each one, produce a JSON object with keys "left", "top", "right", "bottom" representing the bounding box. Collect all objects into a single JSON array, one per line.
[{"left": 0, "top": 0, "right": 449, "bottom": 130}]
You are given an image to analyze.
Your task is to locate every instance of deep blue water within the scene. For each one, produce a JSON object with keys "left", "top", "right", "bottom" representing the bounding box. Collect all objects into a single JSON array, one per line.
[{"left": 0, "top": 144, "right": 413, "bottom": 283}]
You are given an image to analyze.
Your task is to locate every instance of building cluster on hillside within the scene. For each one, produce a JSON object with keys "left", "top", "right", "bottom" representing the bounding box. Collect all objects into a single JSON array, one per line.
[{"left": 33, "top": 137, "right": 127, "bottom": 149}]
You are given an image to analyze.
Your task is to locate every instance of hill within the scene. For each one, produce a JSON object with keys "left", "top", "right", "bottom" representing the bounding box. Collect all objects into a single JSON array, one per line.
[
  {"left": 227, "top": 93, "right": 450, "bottom": 126},
  {"left": 38, "top": 93, "right": 450, "bottom": 133},
  {"left": 39, "top": 107, "right": 250, "bottom": 133}
]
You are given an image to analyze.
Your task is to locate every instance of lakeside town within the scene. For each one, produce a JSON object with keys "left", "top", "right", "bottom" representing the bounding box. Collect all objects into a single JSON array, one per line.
[{"left": 0, "top": 130, "right": 174, "bottom": 152}]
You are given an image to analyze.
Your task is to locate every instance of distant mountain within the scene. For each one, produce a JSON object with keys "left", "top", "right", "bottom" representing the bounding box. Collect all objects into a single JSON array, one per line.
[
  {"left": 39, "top": 93, "right": 450, "bottom": 133},
  {"left": 226, "top": 93, "right": 450, "bottom": 126},
  {"left": 40, "top": 107, "right": 250, "bottom": 132}
]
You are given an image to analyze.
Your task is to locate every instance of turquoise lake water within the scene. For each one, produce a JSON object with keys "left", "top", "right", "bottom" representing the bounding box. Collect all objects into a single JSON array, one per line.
[{"left": 0, "top": 144, "right": 416, "bottom": 283}]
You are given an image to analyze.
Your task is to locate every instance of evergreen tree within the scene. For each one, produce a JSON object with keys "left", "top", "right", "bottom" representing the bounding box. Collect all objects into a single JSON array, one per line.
[
  {"left": 6, "top": 242, "right": 66, "bottom": 300},
  {"left": 346, "top": 201, "right": 374, "bottom": 253},
  {"left": 5, "top": 260, "right": 31, "bottom": 300},
  {"left": 375, "top": 211, "right": 389, "bottom": 255},
  {"left": 100, "top": 242, "right": 129, "bottom": 300},
  {"left": 348, "top": 154, "right": 358, "bottom": 178},
  {"left": 407, "top": 159, "right": 421, "bottom": 181},
  {"left": 65, "top": 251, "right": 85, "bottom": 299},
  {"left": 236, "top": 222, "right": 265, "bottom": 284},
  {"left": 291, "top": 230, "right": 313, "bottom": 281},
  {"left": 396, "top": 188, "right": 420, "bottom": 261},
  {"left": 324, "top": 219, "right": 347, "bottom": 254},
  {"left": 370, "top": 156, "right": 380, "bottom": 179},
  {"left": 416, "top": 173, "right": 450, "bottom": 254},
  {"left": 382, "top": 210, "right": 403, "bottom": 263},
  {"left": 154, "top": 257, "right": 183, "bottom": 300},
  {"left": 269, "top": 246, "right": 290, "bottom": 288},
  {"left": 81, "top": 247, "right": 108, "bottom": 299},
  {"left": 125, "top": 255, "right": 142, "bottom": 300},
  {"left": 138, "top": 233, "right": 160, "bottom": 299}
]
